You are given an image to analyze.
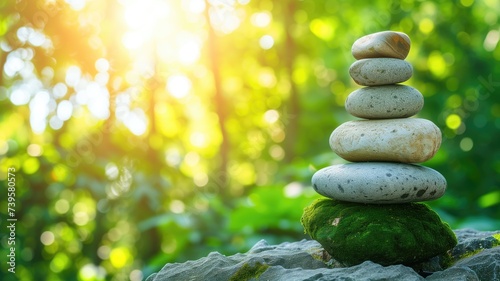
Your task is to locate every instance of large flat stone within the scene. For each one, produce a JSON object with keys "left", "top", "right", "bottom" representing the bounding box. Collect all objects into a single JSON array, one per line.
[
  {"left": 329, "top": 118, "right": 442, "bottom": 163},
  {"left": 311, "top": 162, "right": 446, "bottom": 203},
  {"left": 145, "top": 229, "right": 500, "bottom": 281}
]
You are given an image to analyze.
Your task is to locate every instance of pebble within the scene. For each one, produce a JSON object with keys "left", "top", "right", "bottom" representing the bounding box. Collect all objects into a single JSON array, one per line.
[
  {"left": 311, "top": 162, "right": 447, "bottom": 203},
  {"left": 352, "top": 31, "right": 411, "bottom": 60},
  {"left": 349, "top": 58, "right": 413, "bottom": 86},
  {"left": 345, "top": 85, "right": 424, "bottom": 119},
  {"left": 329, "top": 118, "right": 441, "bottom": 163}
]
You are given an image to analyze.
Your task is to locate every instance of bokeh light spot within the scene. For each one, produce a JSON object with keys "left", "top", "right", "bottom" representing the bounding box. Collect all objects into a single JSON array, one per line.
[
  {"left": 460, "top": 137, "right": 473, "bottom": 152},
  {"left": 109, "top": 247, "right": 131, "bottom": 268},
  {"left": 251, "top": 12, "right": 272, "bottom": 27},
  {"left": 105, "top": 162, "right": 119, "bottom": 180},
  {"left": 259, "top": 35, "right": 274, "bottom": 50},
  {"left": 55, "top": 199, "right": 70, "bottom": 214},
  {"left": 190, "top": 132, "right": 206, "bottom": 147},
  {"left": 309, "top": 18, "right": 336, "bottom": 41},
  {"left": 263, "top": 110, "right": 279, "bottom": 124},
  {"left": 484, "top": 30, "right": 499, "bottom": 52},
  {"left": 427, "top": 51, "right": 447, "bottom": 78},
  {"left": 50, "top": 252, "right": 70, "bottom": 273},
  {"left": 169, "top": 200, "right": 185, "bottom": 214},
  {"left": 22, "top": 157, "right": 40, "bottom": 174},
  {"left": 167, "top": 74, "right": 192, "bottom": 99},
  {"left": 130, "top": 270, "right": 144, "bottom": 281},
  {"left": 95, "top": 58, "right": 110, "bottom": 72},
  {"left": 445, "top": 114, "right": 462, "bottom": 130},
  {"left": 419, "top": 18, "right": 434, "bottom": 34},
  {"left": 284, "top": 182, "right": 302, "bottom": 198},
  {"left": 41, "top": 231, "right": 55, "bottom": 245},
  {"left": 460, "top": 0, "right": 474, "bottom": 7},
  {"left": 479, "top": 191, "right": 500, "bottom": 208},
  {"left": 57, "top": 100, "right": 73, "bottom": 121},
  {"left": 79, "top": 264, "right": 106, "bottom": 281},
  {"left": 97, "top": 245, "right": 111, "bottom": 260},
  {"left": 27, "top": 144, "right": 43, "bottom": 157},
  {"left": 10, "top": 88, "right": 30, "bottom": 105}
]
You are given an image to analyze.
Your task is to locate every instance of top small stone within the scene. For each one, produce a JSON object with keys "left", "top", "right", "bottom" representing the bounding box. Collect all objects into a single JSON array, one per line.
[{"left": 352, "top": 31, "right": 411, "bottom": 60}]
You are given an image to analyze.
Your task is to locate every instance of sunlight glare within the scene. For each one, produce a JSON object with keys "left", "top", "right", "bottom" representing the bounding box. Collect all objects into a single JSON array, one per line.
[
  {"left": 65, "top": 66, "right": 81, "bottom": 87},
  {"left": 10, "top": 88, "right": 30, "bottom": 105},
  {"left": 190, "top": 132, "right": 206, "bottom": 147},
  {"left": 124, "top": 0, "right": 170, "bottom": 31},
  {"left": 259, "top": 35, "right": 274, "bottom": 50},
  {"left": 122, "top": 32, "right": 144, "bottom": 50},
  {"left": 251, "top": 12, "right": 272, "bottom": 27},
  {"left": 57, "top": 100, "right": 73, "bottom": 121},
  {"left": 167, "top": 74, "right": 192, "bottom": 98},
  {"left": 123, "top": 108, "right": 148, "bottom": 136},
  {"left": 49, "top": 116, "right": 64, "bottom": 130},
  {"left": 65, "top": 0, "right": 86, "bottom": 11},
  {"left": 184, "top": 0, "right": 206, "bottom": 14},
  {"left": 209, "top": 2, "right": 241, "bottom": 34},
  {"left": 177, "top": 35, "right": 202, "bottom": 64},
  {"left": 264, "top": 109, "right": 279, "bottom": 124},
  {"left": 53, "top": 83, "right": 68, "bottom": 99},
  {"left": 95, "top": 58, "right": 110, "bottom": 73},
  {"left": 4, "top": 54, "right": 25, "bottom": 77}
]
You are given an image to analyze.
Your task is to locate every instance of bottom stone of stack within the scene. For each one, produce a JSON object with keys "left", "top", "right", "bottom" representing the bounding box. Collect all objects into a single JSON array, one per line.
[{"left": 301, "top": 198, "right": 457, "bottom": 266}]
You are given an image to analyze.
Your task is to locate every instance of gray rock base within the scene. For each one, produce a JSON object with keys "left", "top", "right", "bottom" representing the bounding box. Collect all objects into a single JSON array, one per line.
[{"left": 146, "top": 229, "right": 500, "bottom": 281}]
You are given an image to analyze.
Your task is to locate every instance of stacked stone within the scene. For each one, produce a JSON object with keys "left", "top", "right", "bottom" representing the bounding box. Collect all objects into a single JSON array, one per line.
[
  {"left": 314, "top": 31, "right": 446, "bottom": 204},
  {"left": 301, "top": 31, "right": 457, "bottom": 266}
]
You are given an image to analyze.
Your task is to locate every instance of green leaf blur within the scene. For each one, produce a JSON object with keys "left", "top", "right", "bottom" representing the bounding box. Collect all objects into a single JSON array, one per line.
[{"left": 0, "top": 0, "right": 499, "bottom": 280}]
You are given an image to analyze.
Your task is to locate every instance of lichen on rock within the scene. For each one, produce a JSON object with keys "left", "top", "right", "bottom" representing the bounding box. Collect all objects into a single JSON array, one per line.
[
  {"left": 301, "top": 198, "right": 457, "bottom": 266},
  {"left": 229, "top": 262, "right": 269, "bottom": 281}
]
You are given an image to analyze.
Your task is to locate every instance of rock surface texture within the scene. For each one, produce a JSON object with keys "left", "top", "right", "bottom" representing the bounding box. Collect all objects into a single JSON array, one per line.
[
  {"left": 312, "top": 163, "right": 446, "bottom": 203},
  {"left": 349, "top": 58, "right": 413, "bottom": 86},
  {"left": 329, "top": 118, "right": 442, "bottom": 163},
  {"left": 302, "top": 30, "right": 456, "bottom": 265},
  {"left": 345, "top": 85, "right": 423, "bottom": 119},
  {"left": 145, "top": 229, "right": 500, "bottom": 281}
]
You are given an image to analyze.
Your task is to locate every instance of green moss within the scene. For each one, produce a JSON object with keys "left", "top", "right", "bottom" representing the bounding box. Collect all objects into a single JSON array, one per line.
[
  {"left": 301, "top": 198, "right": 457, "bottom": 266},
  {"left": 229, "top": 262, "right": 269, "bottom": 281},
  {"left": 493, "top": 233, "right": 500, "bottom": 246}
]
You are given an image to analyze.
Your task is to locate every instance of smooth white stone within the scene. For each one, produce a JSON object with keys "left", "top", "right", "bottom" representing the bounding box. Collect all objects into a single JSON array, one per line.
[
  {"left": 329, "top": 118, "right": 441, "bottom": 163},
  {"left": 349, "top": 58, "right": 413, "bottom": 86},
  {"left": 312, "top": 162, "right": 447, "bottom": 204},
  {"left": 345, "top": 85, "right": 424, "bottom": 119}
]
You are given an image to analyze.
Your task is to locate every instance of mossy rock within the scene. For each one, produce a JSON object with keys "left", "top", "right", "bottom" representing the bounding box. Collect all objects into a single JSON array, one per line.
[{"left": 301, "top": 198, "right": 457, "bottom": 266}]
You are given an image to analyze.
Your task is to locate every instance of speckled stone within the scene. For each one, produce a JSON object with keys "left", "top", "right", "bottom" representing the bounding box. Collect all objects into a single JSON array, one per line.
[
  {"left": 311, "top": 162, "right": 447, "bottom": 203},
  {"left": 329, "top": 118, "right": 441, "bottom": 163},
  {"left": 352, "top": 31, "right": 411, "bottom": 60},
  {"left": 349, "top": 58, "right": 413, "bottom": 86},
  {"left": 345, "top": 85, "right": 424, "bottom": 119}
]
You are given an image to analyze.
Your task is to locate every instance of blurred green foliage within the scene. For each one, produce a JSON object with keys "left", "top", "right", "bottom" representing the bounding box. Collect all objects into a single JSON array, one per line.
[{"left": 0, "top": 0, "right": 499, "bottom": 280}]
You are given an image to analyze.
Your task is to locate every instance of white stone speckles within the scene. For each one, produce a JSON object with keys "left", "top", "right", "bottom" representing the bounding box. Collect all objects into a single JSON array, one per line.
[
  {"left": 329, "top": 118, "right": 442, "bottom": 163},
  {"left": 345, "top": 85, "right": 424, "bottom": 119},
  {"left": 351, "top": 31, "right": 411, "bottom": 60},
  {"left": 349, "top": 58, "right": 413, "bottom": 86},
  {"left": 311, "top": 162, "right": 447, "bottom": 204}
]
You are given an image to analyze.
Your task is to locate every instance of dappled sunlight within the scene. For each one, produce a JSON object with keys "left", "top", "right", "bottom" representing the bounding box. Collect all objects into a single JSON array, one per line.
[{"left": 1, "top": 0, "right": 499, "bottom": 279}]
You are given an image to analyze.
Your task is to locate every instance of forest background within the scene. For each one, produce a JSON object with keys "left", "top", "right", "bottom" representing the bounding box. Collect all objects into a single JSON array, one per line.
[{"left": 0, "top": 0, "right": 499, "bottom": 280}]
